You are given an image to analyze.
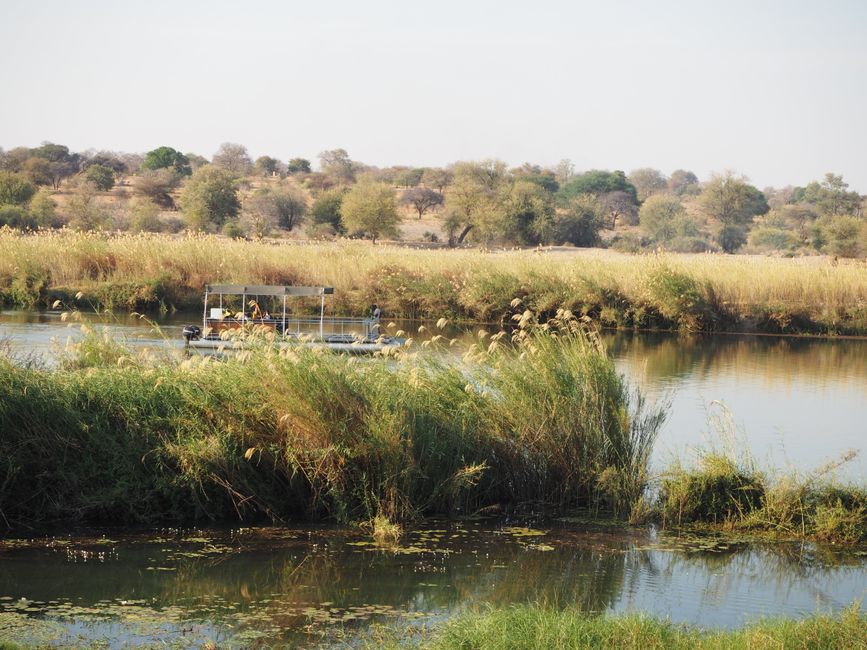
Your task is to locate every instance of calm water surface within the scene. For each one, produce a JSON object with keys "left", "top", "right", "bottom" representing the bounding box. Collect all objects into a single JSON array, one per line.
[{"left": 1, "top": 523, "right": 865, "bottom": 647}]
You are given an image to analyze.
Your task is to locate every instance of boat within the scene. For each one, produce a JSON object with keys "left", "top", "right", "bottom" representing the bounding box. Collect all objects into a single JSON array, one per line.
[{"left": 181, "top": 284, "right": 402, "bottom": 354}]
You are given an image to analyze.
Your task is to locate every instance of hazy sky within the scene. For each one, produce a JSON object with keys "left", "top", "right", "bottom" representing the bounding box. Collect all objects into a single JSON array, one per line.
[{"left": 2, "top": 0, "right": 866, "bottom": 190}]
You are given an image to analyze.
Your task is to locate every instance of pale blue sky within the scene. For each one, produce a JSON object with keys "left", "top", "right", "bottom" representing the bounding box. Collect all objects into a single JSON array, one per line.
[{"left": 2, "top": 0, "right": 866, "bottom": 190}]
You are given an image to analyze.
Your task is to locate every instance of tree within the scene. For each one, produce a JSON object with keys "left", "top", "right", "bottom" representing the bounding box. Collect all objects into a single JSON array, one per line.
[
  {"left": 32, "top": 143, "right": 80, "bottom": 189},
  {"left": 600, "top": 191, "right": 638, "bottom": 229},
  {"left": 66, "top": 181, "right": 111, "bottom": 231},
  {"left": 717, "top": 224, "right": 748, "bottom": 253},
  {"left": 243, "top": 183, "right": 307, "bottom": 231},
  {"left": 240, "top": 198, "right": 278, "bottom": 238},
  {"left": 499, "top": 180, "right": 555, "bottom": 245},
  {"left": 179, "top": 165, "right": 240, "bottom": 230},
  {"left": 340, "top": 181, "right": 400, "bottom": 243},
  {"left": 135, "top": 169, "right": 181, "bottom": 209},
  {"left": 309, "top": 189, "right": 345, "bottom": 233},
  {"left": 558, "top": 170, "right": 638, "bottom": 205},
  {"left": 29, "top": 188, "right": 57, "bottom": 227},
  {"left": 254, "top": 155, "right": 282, "bottom": 177},
  {"left": 555, "top": 159, "right": 575, "bottom": 186},
  {"left": 668, "top": 169, "right": 700, "bottom": 196},
  {"left": 185, "top": 153, "right": 209, "bottom": 172},
  {"left": 554, "top": 195, "right": 605, "bottom": 247},
  {"left": 0, "top": 171, "right": 36, "bottom": 206},
  {"left": 0, "top": 205, "right": 35, "bottom": 230},
  {"left": 628, "top": 168, "right": 668, "bottom": 202},
  {"left": 699, "top": 172, "right": 769, "bottom": 226},
  {"left": 394, "top": 168, "right": 425, "bottom": 188},
  {"left": 400, "top": 187, "right": 443, "bottom": 219},
  {"left": 442, "top": 161, "right": 506, "bottom": 245},
  {"left": 422, "top": 167, "right": 453, "bottom": 192},
  {"left": 287, "top": 158, "right": 311, "bottom": 174},
  {"left": 212, "top": 142, "right": 253, "bottom": 177},
  {"left": 83, "top": 152, "right": 127, "bottom": 175},
  {"left": 640, "top": 195, "right": 686, "bottom": 242},
  {"left": 84, "top": 164, "right": 115, "bottom": 191},
  {"left": 141, "top": 146, "right": 191, "bottom": 176},
  {"left": 22, "top": 157, "right": 52, "bottom": 186},
  {"left": 800, "top": 173, "right": 862, "bottom": 216},
  {"left": 318, "top": 148, "right": 355, "bottom": 183}
]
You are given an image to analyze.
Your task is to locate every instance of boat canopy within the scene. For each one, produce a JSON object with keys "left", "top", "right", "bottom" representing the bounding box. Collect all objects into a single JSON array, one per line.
[{"left": 205, "top": 285, "right": 334, "bottom": 297}]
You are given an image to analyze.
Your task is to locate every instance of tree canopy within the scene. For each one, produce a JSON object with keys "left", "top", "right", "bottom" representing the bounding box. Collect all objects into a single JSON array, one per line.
[
  {"left": 558, "top": 170, "right": 638, "bottom": 204},
  {"left": 179, "top": 165, "right": 241, "bottom": 230},
  {"left": 340, "top": 181, "right": 400, "bottom": 243},
  {"left": 142, "top": 147, "right": 191, "bottom": 176}
]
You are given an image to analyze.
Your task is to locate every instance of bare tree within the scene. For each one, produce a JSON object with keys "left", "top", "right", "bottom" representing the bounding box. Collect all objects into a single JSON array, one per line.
[
  {"left": 600, "top": 191, "right": 638, "bottom": 229},
  {"left": 212, "top": 142, "right": 253, "bottom": 177},
  {"left": 401, "top": 187, "right": 444, "bottom": 219},
  {"left": 135, "top": 169, "right": 181, "bottom": 209}
]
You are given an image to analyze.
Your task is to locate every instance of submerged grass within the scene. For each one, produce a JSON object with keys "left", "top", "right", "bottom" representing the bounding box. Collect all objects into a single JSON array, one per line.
[
  {"left": 0, "top": 314, "right": 665, "bottom": 527},
  {"left": 363, "top": 603, "right": 867, "bottom": 650},
  {"left": 1, "top": 230, "right": 866, "bottom": 334}
]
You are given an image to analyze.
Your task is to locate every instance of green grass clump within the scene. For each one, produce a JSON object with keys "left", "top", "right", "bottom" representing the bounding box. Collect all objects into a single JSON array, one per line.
[
  {"left": 0, "top": 315, "right": 664, "bottom": 526},
  {"left": 658, "top": 446, "right": 867, "bottom": 543},
  {"left": 364, "top": 604, "right": 867, "bottom": 650}
]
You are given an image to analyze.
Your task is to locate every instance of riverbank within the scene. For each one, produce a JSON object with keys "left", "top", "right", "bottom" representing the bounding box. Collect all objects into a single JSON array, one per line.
[
  {"left": 1, "top": 231, "right": 866, "bottom": 335},
  {"left": 362, "top": 604, "right": 867, "bottom": 650}
]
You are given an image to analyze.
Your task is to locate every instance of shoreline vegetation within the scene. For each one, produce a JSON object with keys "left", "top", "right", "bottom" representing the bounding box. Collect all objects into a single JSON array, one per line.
[
  {"left": 360, "top": 604, "right": 867, "bottom": 650},
  {"left": 2, "top": 231, "right": 867, "bottom": 336},
  {"left": 1, "top": 314, "right": 863, "bottom": 544}
]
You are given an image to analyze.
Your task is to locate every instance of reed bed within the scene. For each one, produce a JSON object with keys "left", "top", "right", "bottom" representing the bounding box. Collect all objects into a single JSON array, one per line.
[
  {"left": 363, "top": 604, "right": 867, "bottom": 650},
  {"left": 1, "top": 230, "right": 866, "bottom": 333},
  {"left": 0, "top": 316, "right": 664, "bottom": 526}
]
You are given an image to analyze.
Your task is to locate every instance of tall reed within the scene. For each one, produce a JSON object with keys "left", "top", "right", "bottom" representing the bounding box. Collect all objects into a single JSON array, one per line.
[
  {"left": 0, "top": 315, "right": 664, "bottom": 526},
  {"left": 1, "top": 230, "right": 865, "bottom": 333}
]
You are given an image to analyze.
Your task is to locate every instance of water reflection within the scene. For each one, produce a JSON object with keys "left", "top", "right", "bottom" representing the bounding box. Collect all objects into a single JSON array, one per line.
[{"left": 0, "top": 523, "right": 864, "bottom": 646}]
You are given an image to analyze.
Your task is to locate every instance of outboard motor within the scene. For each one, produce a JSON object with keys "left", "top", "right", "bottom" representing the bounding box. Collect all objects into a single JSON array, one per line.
[{"left": 182, "top": 325, "right": 202, "bottom": 343}]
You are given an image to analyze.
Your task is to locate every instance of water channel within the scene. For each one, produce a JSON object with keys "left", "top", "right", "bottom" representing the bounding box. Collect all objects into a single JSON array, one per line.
[{"left": 0, "top": 309, "right": 865, "bottom": 646}]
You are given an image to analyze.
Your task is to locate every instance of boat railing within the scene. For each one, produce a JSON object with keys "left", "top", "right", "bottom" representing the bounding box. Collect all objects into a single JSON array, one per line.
[{"left": 205, "top": 316, "right": 379, "bottom": 340}]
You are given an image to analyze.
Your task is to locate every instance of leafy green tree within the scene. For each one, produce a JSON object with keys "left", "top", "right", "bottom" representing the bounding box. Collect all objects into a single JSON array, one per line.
[
  {"left": 254, "top": 156, "right": 282, "bottom": 177},
  {"left": 142, "top": 146, "right": 191, "bottom": 176},
  {"left": 554, "top": 194, "right": 605, "bottom": 247},
  {"left": 84, "top": 164, "right": 115, "bottom": 191},
  {"left": 814, "top": 215, "right": 865, "bottom": 257},
  {"left": 443, "top": 160, "right": 507, "bottom": 245},
  {"left": 395, "top": 168, "right": 425, "bottom": 188},
  {"left": 640, "top": 195, "right": 686, "bottom": 242},
  {"left": 800, "top": 173, "right": 862, "bottom": 216},
  {"left": 749, "top": 226, "right": 799, "bottom": 251},
  {"left": 668, "top": 169, "right": 700, "bottom": 196},
  {"left": 400, "top": 187, "right": 443, "bottom": 219},
  {"left": 699, "top": 172, "right": 769, "bottom": 226},
  {"left": 628, "top": 168, "right": 667, "bottom": 202},
  {"left": 135, "top": 169, "right": 181, "bottom": 209},
  {"left": 83, "top": 152, "right": 127, "bottom": 175},
  {"left": 32, "top": 143, "right": 80, "bottom": 189},
  {"left": 340, "top": 181, "right": 400, "bottom": 243},
  {"left": 0, "top": 171, "right": 36, "bottom": 205},
  {"left": 22, "top": 157, "right": 53, "bottom": 186},
  {"left": 558, "top": 169, "right": 638, "bottom": 204},
  {"left": 29, "top": 187, "right": 57, "bottom": 227},
  {"left": 179, "top": 165, "right": 241, "bottom": 230},
  {"left": 499, "top": 180, "right": 554, "bottom": 245},
  {"left": 212, "top": 142, "right": 253, "bottom": 177},
  {"left": 287, "top": 158, "right": 311, "bottom": 174},
  {"left": 0, "top": 205, "right": 35, "bottom": 230},
  {"left": 717, "top": 224, "right": 748, "bottom": 253},
  {"left": 309, "top": 188, "right": 345, "bottom": 233}
]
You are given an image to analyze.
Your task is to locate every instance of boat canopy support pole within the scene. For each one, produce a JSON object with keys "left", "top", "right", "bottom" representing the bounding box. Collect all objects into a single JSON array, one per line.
[
  {"left": 320, "top": 293, "right": 325, "bottom": 339},
  {"left": 203, "top": 290, "right": 208, "bottom": 328},
  {"left": 282, "top": 295, "right": 287, "bottom": 336}
]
